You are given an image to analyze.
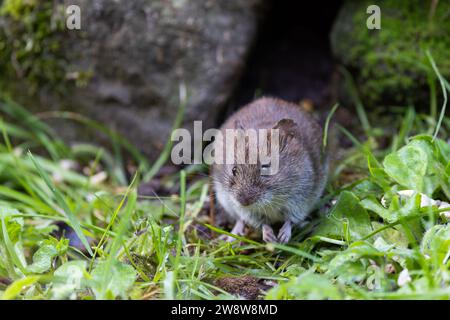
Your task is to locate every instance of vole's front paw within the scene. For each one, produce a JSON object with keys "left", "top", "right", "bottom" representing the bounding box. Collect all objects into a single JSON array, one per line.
[
  {"left": 218, "top": 220, "right": 245, "bottom": 242},
  {"left": 277, "top": 221, "right": 292, "bottom": 244},
  {"left": 262, "top": 224, "right": 277, "bottom": 243}
]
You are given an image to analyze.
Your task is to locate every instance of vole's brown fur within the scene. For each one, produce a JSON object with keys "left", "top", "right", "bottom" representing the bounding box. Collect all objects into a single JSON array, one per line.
[{"left": 212, "top": 97, "right": 328, "bottom": 243}]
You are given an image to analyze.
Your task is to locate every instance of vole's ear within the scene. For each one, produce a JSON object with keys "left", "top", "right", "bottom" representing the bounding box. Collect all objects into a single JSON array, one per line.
[
  {"left": 234, "top": 119, "right": 245, "bottom": 130},
  {"left": 273, "top": 119, "right": 297, "bottom": 135},
  {"left": 272, "top": 119, "right": 298, "bottom": 150}
]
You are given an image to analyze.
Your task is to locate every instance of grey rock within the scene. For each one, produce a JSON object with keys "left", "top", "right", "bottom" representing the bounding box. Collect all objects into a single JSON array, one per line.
[{"left": 14, "top": 0, "right": 263, "bottom": 159}]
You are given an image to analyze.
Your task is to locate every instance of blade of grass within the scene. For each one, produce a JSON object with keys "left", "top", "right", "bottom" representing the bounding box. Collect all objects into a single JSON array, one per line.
[
  {"left": 1, "top": 217, "right": 27, "bottom": 274},
  {"left": 322, "top": 103, "right": 339, "bottom": 152},
  {"left": 33, "top": 111, "right": 149, "bottom": 174},
  {"left": 106, "top": 191, "right": 137, "bottom": 258},
  {"left": 0, "top": 118, "right": 41, "bottom": 201},
  {"left": 428, "top": 70, "right": 437, "bottom": 121},
  {"left": 271, "top": 243, "right": 321, "bottom": 263},
  {"left": 89, "top": 173, "right": 139, "bottom": 270},
  {"left": 340, "top": 67, "right": 372, "bottom": 137},
  {"left": 391, "top": 106, "right": 415, "bottom": 152},
  {"left": 143, "top": 83, "right": 187, "bottom": 182},
  {"left": 0, "top": 186, "right": 54, "bottom": 214},
  {"left": 1, "top": 275, "right": 40, "bottom": 300},
  {"left": 0, "top": 153, "right": 90, "bottom": 186},
  {"left": 0, "top": 97, "right": 67, "bottom": 160},
  {"left": 122, "top": 240, "right": 150, "bottom": 282},
  {"left": 28, "top": 151, "right": 93, "bottom": 256},
  {"left": 337, "top": 124, "right": 381, "bottom": 166},
  {"left": 173, "top": 170, "right": 187, "bottom": 277},
  {"left": 0, "top": 122, "right": 30, "bottom": 140},
  {"left": 203, "top": 223, "right": 263, "bottom": 246},
  {"left": 97, "top": 191, "right": 137, "bottom": 299},
  {"left": 426, "top": 50, "right": 448, "bottom": 141},
  {"left": 71, "top": 144, "right": 125, "bottom": 185}
]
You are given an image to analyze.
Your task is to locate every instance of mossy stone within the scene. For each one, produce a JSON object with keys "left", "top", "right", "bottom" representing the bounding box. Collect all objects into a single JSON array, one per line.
[{"left": 331, "top": 0, "right": 450, "bottom": 108}]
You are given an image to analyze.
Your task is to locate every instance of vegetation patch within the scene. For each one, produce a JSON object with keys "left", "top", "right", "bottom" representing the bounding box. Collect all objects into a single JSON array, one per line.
[
  {"left": 0, "top": 0, "right": 78, "bottom": 95},
  {"left": 331, "top": 0, "right": 450, "bottom": 107},
  {"left": 0, "top": 58, "right": 448, "bottom": 299}
]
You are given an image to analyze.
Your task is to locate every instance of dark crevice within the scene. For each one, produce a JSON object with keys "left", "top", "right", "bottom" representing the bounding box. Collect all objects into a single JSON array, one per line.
[{"left": 218, "top": 0, "right": 343, "bottom": 124}]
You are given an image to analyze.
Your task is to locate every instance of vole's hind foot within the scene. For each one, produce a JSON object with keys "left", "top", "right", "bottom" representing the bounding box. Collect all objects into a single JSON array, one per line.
[
  {"left": 277, "top": 221, "right": 292, "bottom": 244},
  {"left": 262, "top": 224, "right": 277, "bottom": 243}
]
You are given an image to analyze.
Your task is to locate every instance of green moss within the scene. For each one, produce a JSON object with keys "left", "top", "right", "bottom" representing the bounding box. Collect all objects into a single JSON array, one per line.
[
  {"left": 332, "top": 0, "right": 450, "bottom": 106},
  {"left": 0, "top": 0, "right": 69, "bottom": 95}
]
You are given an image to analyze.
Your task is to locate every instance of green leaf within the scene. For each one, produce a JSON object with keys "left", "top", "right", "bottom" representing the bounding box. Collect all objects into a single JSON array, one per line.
[
  {"left": 421, "top": 224, "right": 450, "bottom": 265},
  {"left": 1, "top": 276, "right": 40, "bottom": 300},
  {"left": 51, "top": 261, "right": 87, "bottom": 300},
  {"left": 361, "top": 196, "right": 391, "bottom": 220},
  {"left": 266, "top": 272, "right": 342, "bottom": 300},
  {"left": 314, "top": 191, "right": 372, "bottom": 241},
  {"left": 28, "top": 244, "right": 58, "bottom": 274},
  {"left": 0, "top": 210, "right": 23, "bottom": 243},
  {"left": 362, "top": 192, "right": 424, "bottom": 225},
  {"left": 350, "top": 179, "right": 383, "bottom": 199},
  {"left": 0, "top": 214, "right": 27, "bottom": 274},
  {"left": 367, "top": 155, "right": 391, "bottom": 191},
  {"left": 326, "top": 242, "right": 382, "bottom": 284},
  {"left": 435, "top": 138, "right": 450, "bottom": 164},
  {"left": 90, "top": 260, "right": 136, "bottom": 300},
  {"left": 390, "top": 192, "right": 422, "bottom": 222},
  {"left": 383, "top": 140, "right": 440, "bottom": 195},
  {"left": 371, "top": 222, "right": 409, "bottom": 248},
  {"left": 44, "top": 236, "right": 69, "bottom": 254}
]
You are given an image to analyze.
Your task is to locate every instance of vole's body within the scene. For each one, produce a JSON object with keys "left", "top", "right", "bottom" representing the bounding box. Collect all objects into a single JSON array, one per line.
[{"left": 212, "top": 97, "right": 328, "bottom": 243}]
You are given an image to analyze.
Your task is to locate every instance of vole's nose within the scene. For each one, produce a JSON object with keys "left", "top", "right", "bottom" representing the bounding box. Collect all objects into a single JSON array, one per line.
[{"left": 237, "top": 193, "right": 256, "bottom": 207}]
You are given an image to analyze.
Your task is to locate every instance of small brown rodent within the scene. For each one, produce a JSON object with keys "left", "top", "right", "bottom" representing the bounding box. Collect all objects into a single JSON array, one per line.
[{"left": 212, "top": 97, "right": 328, "bottom": 243}]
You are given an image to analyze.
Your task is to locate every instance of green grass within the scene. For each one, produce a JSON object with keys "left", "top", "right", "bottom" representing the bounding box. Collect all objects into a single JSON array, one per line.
[{"left": 0, "top": 71, "right": 449, "bottom": 301}]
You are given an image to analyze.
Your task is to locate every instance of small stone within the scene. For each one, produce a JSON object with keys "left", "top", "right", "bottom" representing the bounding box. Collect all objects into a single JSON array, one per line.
[
  {"left": 90, "top": 171, "right": 107, "bottom": 185},
  {"left": 384, "top": 264, "right": 395, "bottom": 274},
  {"left": 438, "top": 202, "right": 450, "bottom": 219},
  {"left": 397, "top": 268, "right": 411, "bottom": 287}
]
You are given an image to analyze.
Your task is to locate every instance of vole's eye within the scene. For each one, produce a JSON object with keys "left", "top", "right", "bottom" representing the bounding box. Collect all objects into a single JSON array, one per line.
[{"left": 232, "top": 166, "right": 237, "bottom": 176}]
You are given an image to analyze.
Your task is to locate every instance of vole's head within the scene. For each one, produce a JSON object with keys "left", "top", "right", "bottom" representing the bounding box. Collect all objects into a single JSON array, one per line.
[{"left": 214, "top": 118, "right": 306, "bottom": 210}]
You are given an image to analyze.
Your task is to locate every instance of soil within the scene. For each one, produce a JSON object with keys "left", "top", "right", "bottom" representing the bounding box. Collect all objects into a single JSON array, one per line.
[{"left": 214, "top": 275, "right": 276, "bottom": 300}]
